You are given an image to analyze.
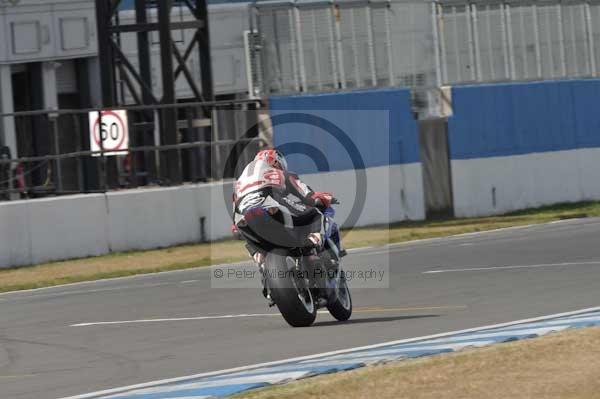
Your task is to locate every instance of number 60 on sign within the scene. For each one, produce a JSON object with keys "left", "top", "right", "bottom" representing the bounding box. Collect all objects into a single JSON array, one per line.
[{"left": 88, "top": 110, "right": 129, "bottom": 156}]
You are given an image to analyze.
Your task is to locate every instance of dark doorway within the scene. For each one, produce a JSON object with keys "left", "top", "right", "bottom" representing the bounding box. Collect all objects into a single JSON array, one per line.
[
  {"left": 56, "top": 60, "right": 89, "bottom": 192},
  {"left": 12, "top": 64, "right": 51, "bottom": 195},
  {"left": 12, "top": 60, "right": 97, "bottom": 196}
]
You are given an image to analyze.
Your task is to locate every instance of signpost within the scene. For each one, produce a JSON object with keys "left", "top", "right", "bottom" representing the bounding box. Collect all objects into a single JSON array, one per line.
[{"left": 88, "top": 110, "right": 129, "bottom": 156}]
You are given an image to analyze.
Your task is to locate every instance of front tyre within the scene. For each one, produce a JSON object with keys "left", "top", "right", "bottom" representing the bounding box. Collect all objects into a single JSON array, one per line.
[
  {"left": 327, "top": 271, "right": 352, "bottom": 321},
  {"left": 265, "top": 253, "right": 317, "bottom": 327}
]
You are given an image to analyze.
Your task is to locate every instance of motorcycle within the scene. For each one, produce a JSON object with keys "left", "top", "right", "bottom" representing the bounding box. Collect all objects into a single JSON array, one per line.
[{"left": 237, "top": 199, "right": 352, "bottom": 327}]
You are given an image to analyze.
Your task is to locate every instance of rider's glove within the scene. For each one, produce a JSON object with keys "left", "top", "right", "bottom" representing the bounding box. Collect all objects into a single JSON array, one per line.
[
  {"left": 305, "top": 232, "right": 323, "bottom": 249},
  {"left": 310, "top": 192, "right": 334, "bottom": 208}
]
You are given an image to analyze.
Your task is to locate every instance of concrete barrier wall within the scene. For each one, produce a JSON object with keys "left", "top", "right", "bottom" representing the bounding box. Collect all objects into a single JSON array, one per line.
[
  {"left": 0, "top": 195, "right": 111, "bottom": 267},
  {"left": 0, "top": 87, "right": 425, "bottom": 268},
  {"left": 269, "top": 88, "right": 425, "bottom": 223},
  {"left": 27, "top": 195, "right": 110, "bottom": 264},
  {"left": 300, "top": 165, "right": 424, "bottom": 228},
  {"left": 0, "top": 163, "right": 420, "bottom": 268},
  {"left": 448, "top": 80, "right": 600, "bottom": 217},
  {"left": 0, "top": 201, "right": 33, "bottom": 267},
  {"left": 7, "top": 80, "right": 600, "bottom": 267},
  {"left": 0, "top": 183, "right": 235, "bottom": 268},
  {"left": 106, "top": 186, "right": 203, "bottom": 253}
]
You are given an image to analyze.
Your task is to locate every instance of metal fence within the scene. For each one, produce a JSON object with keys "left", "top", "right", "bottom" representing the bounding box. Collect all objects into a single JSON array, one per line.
[
  {"left": 0, "top": 100, "right": 265, "bottom": 202},
  {"left": 249, "top": 0, "right": 600, "bottom": 95},
  {"left": 249, "top": 0, "right": 437, "bottom": 95},
  {"left": 435, "top": 1, "right": 600, "bottom": 85}
]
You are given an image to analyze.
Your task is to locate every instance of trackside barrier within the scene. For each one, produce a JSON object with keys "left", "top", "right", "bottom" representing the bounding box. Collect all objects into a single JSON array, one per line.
[
  {"left": 0, "top": 181, "right": 234, "bottom": 268},
  {"left": 447, "top": 79, "right": 600, "bottom": 217},
  {"left": 0, "top": 87, "right": 427, "bottom": 268},
  {"left": 269, "top": 88, "right": 425, "bottom": 225},
  {"left": 6, "top": 78, "right": 600, "bottom": 267}
]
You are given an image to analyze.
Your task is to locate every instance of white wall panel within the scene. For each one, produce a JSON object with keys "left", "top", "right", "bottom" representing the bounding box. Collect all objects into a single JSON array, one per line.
[
  {"left": 106, "top": 185, "right": 202, "bottom": 252},
  {"left": 27, "top": 194, "right": 109, "bottom": 265},
  {"left": 205, "top": 181, "right": 235, "bottom": 241},
  {"left": 0, "top": 165, "right": 425, "bottom": 269},
  {"left": 0, "top": 200, "right": 31, "bottom": 267},
  {"left": 0, "top": 1, "right": 96, "bottom": 63},
  {"left": 300, "top": 164, "right": 425, "bottom": 227},
  {"left": 451, "top": 148, "right": 600, "bottom": 217}
]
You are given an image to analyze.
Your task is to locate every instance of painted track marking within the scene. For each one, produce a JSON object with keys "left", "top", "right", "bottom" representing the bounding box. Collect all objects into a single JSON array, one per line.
[
  {"left": 423, "top": 260, "right": 600, "bottom": 274},
  {"left": 70, "top": 305, "right": 466, "bottom": 327},
  {"left": 0, "top": 374, "right": 36, "bottom": 379}
]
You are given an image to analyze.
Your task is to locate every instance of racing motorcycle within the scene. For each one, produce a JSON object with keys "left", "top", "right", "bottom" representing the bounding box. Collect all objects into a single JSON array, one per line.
[{"left": 237, "top": 199, "right": 352, "bottom": 327}]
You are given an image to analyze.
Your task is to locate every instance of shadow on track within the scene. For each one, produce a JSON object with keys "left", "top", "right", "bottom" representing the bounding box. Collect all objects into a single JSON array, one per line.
[{"left": 313, "top": 314, "right": 439, "bottom": 327}]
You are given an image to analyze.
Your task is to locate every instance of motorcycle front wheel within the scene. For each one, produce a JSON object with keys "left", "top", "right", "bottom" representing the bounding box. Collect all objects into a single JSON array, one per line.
[
  {"left": 265, "top": 253, "right": 317, "bottom": 327},
  {"left": 327, "top": 271, "right": 352, "bottom": 321}
]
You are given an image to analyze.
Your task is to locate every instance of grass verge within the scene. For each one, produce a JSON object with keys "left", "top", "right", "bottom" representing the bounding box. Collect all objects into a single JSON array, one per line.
[
  {"left": 232, "top": 326, "right": 600, "bottom": 399},
  {"left": 1, "top": 201, "right": 600, "bottom": 293}
]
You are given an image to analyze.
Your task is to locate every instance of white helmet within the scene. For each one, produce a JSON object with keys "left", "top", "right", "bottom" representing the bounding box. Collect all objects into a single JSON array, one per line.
[{"left": 254, "top": 149, "right": 288, "bottom": 172}]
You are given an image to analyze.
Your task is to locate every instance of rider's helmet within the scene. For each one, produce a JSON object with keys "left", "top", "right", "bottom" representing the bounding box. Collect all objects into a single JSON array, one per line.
[{"left": 254, "top": 149, "right": 288, "bottom": 172}]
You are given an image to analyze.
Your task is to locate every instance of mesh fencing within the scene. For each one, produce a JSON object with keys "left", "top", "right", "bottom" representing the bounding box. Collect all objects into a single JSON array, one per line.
[
  {"left": 249, "top": 0, "right": 600, "bottom": 95},
  {"left": 436, "top": 0, "right": 600, "bottom": 85},
  {"left": 256, "top": 7, "right": 298, "bottom": 94},
  {"left": 251, "top": 0, "right": 436, "bottom": 95}
]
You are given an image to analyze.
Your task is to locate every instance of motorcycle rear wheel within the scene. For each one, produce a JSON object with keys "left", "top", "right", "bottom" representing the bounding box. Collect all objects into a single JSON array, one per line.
[{"left": 265, "top": 253, "right": 317, "bottom": 327}]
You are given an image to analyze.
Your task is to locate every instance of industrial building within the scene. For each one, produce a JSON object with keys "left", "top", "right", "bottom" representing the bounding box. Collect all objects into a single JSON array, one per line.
[
  {"left": 2, "top": 0, "right": 600, "bottom": 201},
  {"left": 0, "top": 0, "right": 254, "bottom": 197}
]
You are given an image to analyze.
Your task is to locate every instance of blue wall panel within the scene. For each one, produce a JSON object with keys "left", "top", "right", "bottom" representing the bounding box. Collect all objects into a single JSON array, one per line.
[
  {"left": 448, "top": 80, "right": 600, "bottom": 160},
  {"left": 269, "top": 88, "right": 420, "bottom": 174}
]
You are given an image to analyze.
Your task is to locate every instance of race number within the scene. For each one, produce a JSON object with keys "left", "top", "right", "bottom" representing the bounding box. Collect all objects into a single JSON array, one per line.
[
  {"left": 263, "top": 170, "right": 284, "bottom": 187},
  {"left": 88, "top": 110, "right": 129, "bottom": 156}
]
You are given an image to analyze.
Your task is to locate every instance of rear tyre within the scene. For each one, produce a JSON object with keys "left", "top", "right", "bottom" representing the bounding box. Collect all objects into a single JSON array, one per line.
[
  {"left": 265, "top": 253, "right": 317, "bottom": 327},
  {"left": 327, "top": 271, "right": 352, "bottom": 321}
]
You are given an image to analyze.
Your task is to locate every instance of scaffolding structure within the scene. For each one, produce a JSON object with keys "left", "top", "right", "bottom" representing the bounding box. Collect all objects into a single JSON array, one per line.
[{"left": 95, "top": 0, "right": 214, "bottom": 184}]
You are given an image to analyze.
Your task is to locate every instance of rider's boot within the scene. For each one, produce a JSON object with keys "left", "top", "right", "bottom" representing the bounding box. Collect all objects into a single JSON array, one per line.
[
  {"left": 260, "top": 275, "right": 275, "bottom": 307},
  {"left": 254, "top": 252, "right": 275, "bottom": 307},
  {"left": 264, "top": 290, "right": 275, "bottom": 307}
]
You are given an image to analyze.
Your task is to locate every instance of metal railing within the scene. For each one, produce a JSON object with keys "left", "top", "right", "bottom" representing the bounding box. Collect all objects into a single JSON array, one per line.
[
  {"left": 435, "top": 1, "right": 600, "bottom": 85},
  {"left": 249, "top": 0, "right": 437, "bottom": 95},
  {"left": 0, "top": 100, "right": 266, "bottom": 201},
  {"left": 249, "top": 0, "right": 600, "bottom": 97}
]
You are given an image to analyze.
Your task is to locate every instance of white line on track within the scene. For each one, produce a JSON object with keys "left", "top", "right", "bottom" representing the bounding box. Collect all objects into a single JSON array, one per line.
[
  {"left": 0, "top": 261, "right": 249, "bottom": 298},
  {"left": 3, "top": 283, "right": 171, "bottom": 300},
  {"left": 382, "top": 223, "right": 539, "bottom": 249},
  {"left": 423, "top": 260, "right": 600, "bottom": 274},
  {"left": 60, "top": 305, "right": 600, "bottom": 399},
  {"left": 70, "top": 313, "right": 282, "bottom": 327},
  {"left": 70, "top": 306, "right": 467, "bottom": 327}
]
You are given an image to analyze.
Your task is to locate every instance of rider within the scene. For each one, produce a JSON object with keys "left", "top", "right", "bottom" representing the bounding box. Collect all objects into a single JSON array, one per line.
[{"left": 232, "top": 149, "right": 346, "bottom": 268}]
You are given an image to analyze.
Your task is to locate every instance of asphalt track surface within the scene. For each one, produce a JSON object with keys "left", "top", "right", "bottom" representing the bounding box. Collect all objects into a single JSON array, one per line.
[{"left": 2, "top": 218, "right": 600, "bottom": 399}]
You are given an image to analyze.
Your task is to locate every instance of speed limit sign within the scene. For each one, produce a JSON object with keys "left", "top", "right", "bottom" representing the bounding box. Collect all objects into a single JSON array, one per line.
[{"left": 88, "top": 110, "right": 129, "bottom": 156}]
